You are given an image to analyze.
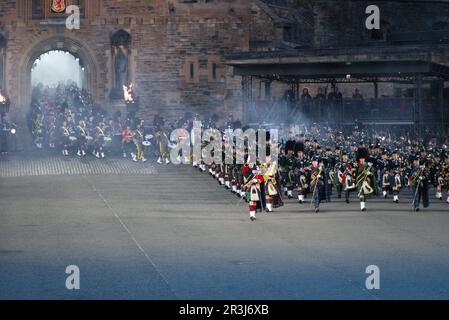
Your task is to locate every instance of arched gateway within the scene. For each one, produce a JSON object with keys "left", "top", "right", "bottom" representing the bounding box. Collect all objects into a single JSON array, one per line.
[{"left": 17, "top": 35, "right": 99, "bottom": 120}]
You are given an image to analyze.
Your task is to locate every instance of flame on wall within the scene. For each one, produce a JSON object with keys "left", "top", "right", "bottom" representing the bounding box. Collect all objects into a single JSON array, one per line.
[{"left": 123, "top": 84, "right": 134, "bottom": 102}]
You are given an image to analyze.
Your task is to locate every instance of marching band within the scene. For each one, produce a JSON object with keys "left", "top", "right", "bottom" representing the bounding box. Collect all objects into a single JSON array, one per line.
[
  {"left": 20, "top": 83, "right": 449, "bottom": 221},
  {"left": 196, "top": 124, "right": 449, "bottom": 221}
]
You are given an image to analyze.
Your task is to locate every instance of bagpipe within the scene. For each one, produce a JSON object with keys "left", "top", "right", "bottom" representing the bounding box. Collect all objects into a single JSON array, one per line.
[
  {"left": 356, "top": 164, "right": 376, "bottom": 196},
  {"left": 409, "top": 166, "right": 427, "bottom": 186},
  {"left": 310, "top": 164, "right": 325, "bottom": 190}
]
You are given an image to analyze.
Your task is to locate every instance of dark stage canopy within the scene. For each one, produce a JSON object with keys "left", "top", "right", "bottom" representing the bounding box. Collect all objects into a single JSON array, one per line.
[
  {"left": 226, "top": 48, "right": 449, "bottom": 136},
  {"left": 227, "top": 48, "right": 449, "bottom": 83}
]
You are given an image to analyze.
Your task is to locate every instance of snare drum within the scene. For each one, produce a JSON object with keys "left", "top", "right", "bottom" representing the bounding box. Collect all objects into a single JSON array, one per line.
[
  {"left": 145, "top": 134, "right": 154, "bottom": 141},
  {"left": 142, "top": 141, "right": 151, "bottom": 147},
  {"left": 69, "top": 136, "right": 77, "bottom": 142},
  {"left": 85, "top": 136, "right": 94, "bottom": 145}
]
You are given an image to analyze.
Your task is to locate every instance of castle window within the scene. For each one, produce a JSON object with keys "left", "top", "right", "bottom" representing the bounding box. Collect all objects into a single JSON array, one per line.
[
  {"left": 190, "top": 63, "right": 195, "bottom": 80},
  {"left": 212, "top": 63, "right": 217, "bottom": 80},
  {"left": 32, "top": 0, "right": 44, "bottom": 19}
]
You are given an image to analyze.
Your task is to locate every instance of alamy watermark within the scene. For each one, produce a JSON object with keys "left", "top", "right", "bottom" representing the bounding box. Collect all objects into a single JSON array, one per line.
[
  {"left": 66, "top": 5, "right": 80, "bottom": 30},
  {"left": 366, "top": 5, "right": 380, "bottom": 30},
  {"left": 365, "top": 265, "right": 380, "bottom": 290},
  {"left": 65, "top": 265, "right": 80, "bottom": 290},
  {"left": 168, "top": 121, "right": 279, "bottom": 165}
]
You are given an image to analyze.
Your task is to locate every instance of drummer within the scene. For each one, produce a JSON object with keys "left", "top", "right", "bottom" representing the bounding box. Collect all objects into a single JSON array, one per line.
[
  {"left": 59, "top": 121, "right": 72, "bottom": 156},
  {"left": 75, "top": 120, "right": 88, "bottom": 157},
  {"left": 93, "top": 122, "right": 107, "bottom": 159},
  {"left": 132, "top": 123, "right": 147, "bottom": 163},
  {"left": 122, "top": 125, "right": 134, "bottom": 159}
]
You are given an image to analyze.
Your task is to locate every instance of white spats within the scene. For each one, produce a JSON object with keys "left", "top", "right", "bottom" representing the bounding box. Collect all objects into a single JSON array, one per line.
[
  {"left": 249, "top": 210, "right": 256, "bottom": 219},
  {"left": 436, "top": 192, "right": 442, "bottom": 199},
  {"left": 393, "top": 195, "right": 399, "bottom": 203},
  {"left": 383, "top": 191, "right": 387, "bottom": 198},
  {"left": 266, "top": 203, "right": 273, "bottom": 212},
  {"left": 360, "top": 202, "right": 366, "bottom": 211},
  {"left": 298, "top": 194, "right": 304, "bottom": 203}
]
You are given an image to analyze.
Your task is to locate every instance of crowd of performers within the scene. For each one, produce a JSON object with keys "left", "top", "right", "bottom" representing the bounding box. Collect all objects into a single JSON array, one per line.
[
  {"left": 194, "top": 124, "right": 449, "bottom": 221},
  {"left": 27, "top": 84, "right": 449, "bottom": 221},
  {"left": 28, "top": 83, "right": 176, "bottom": 163}
]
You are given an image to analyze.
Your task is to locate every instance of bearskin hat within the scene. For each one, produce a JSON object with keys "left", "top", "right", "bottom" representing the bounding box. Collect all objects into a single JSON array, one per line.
[
  {"left": 285, "top": 140, "right": 296, "bottom": 153},
  {"left": 357, "top": 147, "right": 369, "bottom": 161},
  {"left": 294, "top": 141, "right": 305, "bottom": 153}
]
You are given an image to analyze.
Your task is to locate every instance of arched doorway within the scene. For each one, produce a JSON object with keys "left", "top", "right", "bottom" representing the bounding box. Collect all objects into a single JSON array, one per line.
[{"left": 18, "top": 36, "right": 99, "bottom": 118}]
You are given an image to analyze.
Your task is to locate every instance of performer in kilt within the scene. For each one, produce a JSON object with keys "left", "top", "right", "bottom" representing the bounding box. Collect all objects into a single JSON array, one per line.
[
  {"left": 263, "top": 157, "right": 284, "bottom": 212},
  {"left": 59, "top": 121, "right": 71, "bottom": 156},
  {"left": 155, "top": 125, "right": 170, "bottom": 164},
  {"left": 309, "top": 156, "right": 327, "bottom": 213},
  {"left": 75, "top": 120, "right": 88, "bottom": 157},
  {"left": 279, "top": 140, "right": 296, "bottom": 199},
  {"left": 121, "top": 125, "right": 134, "bottom": 159},
  {"left": 433, "top": 152, "right": 449, "bottom": 203},
  {"left": 410, "top": 156, "right": 430, "bottom": 211},
  {"left": 243, "top": 163, "right": 266, "bottom": 221},
  {"left": 295, "top": 144, "right": 310, "bottom": 204},
  {"left": 355, "top": 147, "right": 380, "bottom": 212},
  {"left": 337, "top": 151, "right": 357, "bottom": 204},
  {"left": 93, "top": 122, "right": 107, "bottom": 159},
  {"left": 132, "top": 123, "right": 147, "bottom": 163}
]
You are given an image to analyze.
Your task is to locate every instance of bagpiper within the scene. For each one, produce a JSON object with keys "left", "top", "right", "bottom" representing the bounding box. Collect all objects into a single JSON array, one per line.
[
  {"left": 336, "top": 151, "right": 357, "bottom": 203},
  {"left": 355, "top": 146, "right": 380, "bottom": 212},
  {"left": 243, "top": 163, "right": 266, "bottom": 221},
  {"left": 295, "top": 145, "right": 311, "bottom": 204},
  {"left": 279, "top": 140, "right": 296, "bottom": 199},
  {"left": 309, "top": 156, "right": 327, "bottom": 213},
  {"left": 263, "top": 156, "right": 284, "bottom": 212},
  {"left": 409, "top": 156, "right": 430, "bottom": 212}
]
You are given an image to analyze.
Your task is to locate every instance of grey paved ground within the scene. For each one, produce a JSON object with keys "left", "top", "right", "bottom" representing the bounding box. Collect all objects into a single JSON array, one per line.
[{"left": 1, "top": 155, "right": 449, "bottom": 300}]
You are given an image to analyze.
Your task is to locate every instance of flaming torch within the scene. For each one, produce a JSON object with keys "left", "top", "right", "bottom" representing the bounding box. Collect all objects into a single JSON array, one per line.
[
  {"left": 0, "top": 91, "right": 10, "bottom": 114},
  {"left": 123, "top": 84, "right": 139, "bottom": 113}
]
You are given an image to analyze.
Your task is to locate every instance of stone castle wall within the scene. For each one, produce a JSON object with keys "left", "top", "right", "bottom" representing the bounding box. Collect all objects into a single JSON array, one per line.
[{"left": 0, "top": 0, "right": 251, "bottom": 123}]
